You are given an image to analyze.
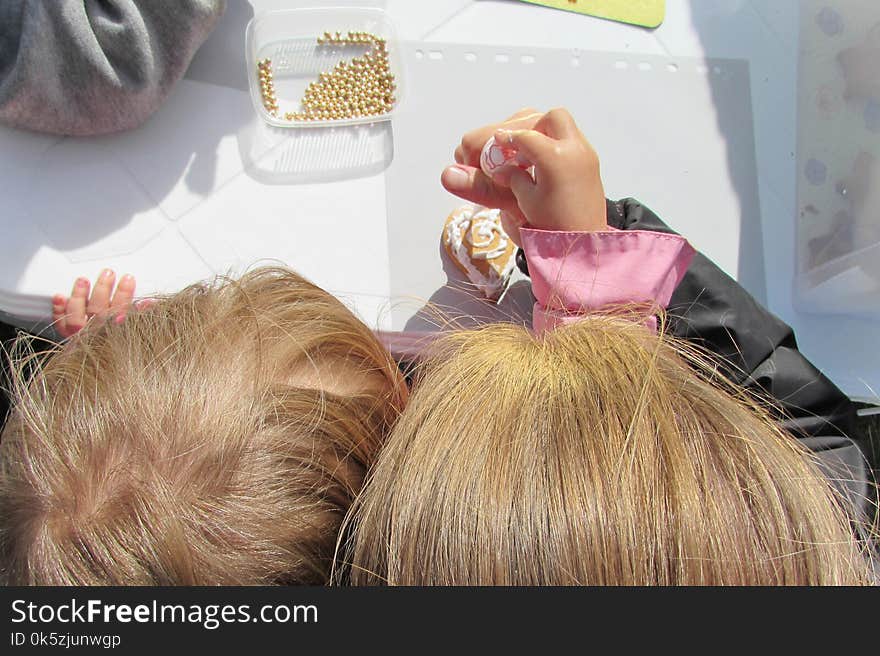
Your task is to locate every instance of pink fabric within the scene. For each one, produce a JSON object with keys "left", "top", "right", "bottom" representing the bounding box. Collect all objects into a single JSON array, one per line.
[
  {"left": 377, "top": 330, "right": 441, "bottom": 361},
  {"left": 520, "top": 227, "right": 695, "bottom": 333}
]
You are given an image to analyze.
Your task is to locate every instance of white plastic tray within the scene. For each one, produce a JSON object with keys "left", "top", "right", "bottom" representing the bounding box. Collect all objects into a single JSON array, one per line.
[{"left": 245, "top": 6, "right": 405, "bottom": 129}]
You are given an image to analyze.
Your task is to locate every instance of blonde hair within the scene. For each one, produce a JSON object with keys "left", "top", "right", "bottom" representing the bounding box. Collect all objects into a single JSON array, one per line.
[
  {"left": 340, "top": 317, "right": 872, "bottom": 585},
  {"left": 0, "top": 267, "right": 406, "bottom": 585}
]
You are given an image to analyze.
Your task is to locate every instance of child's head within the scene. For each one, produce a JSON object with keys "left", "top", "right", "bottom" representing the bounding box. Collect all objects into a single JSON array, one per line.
[
  {"left": 0, "top": 267, "right": 406, "bottom": 585},
  {"left": 341, "top": 317, "right": 871, "bottom": 585}
]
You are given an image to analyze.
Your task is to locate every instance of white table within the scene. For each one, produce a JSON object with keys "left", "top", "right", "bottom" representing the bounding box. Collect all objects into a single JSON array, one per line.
[{"left": 1, "top": 0, "right": 876, "bottom": 403}]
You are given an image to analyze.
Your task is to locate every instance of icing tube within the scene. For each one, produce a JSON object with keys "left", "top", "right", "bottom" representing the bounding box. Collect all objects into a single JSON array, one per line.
[{"left": 479, "top": 136, "right": 532, "bottom": 177}]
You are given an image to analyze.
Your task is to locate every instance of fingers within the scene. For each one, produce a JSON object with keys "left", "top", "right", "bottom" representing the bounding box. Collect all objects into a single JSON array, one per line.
[
  {"left": 533, "top": 107, "right": 580, "bottom": 140},
  {"left": 493, "top": 128, "right": 558, "bottom": 169},
  {"left": 455, "top": 107, "right": 544, "bottom": 166},
  {"left": 52, "top": 294, "right": 70, "bottom": 339},
  {"left": 87, "top": 268, "right": 116, "bottom": 317},
  {"left": 457, "top": 130, "right": 489, "bottom": 167},
  {"left": 440, "top": 164, "right": 520, "bottom": 214},
  {"left": 53, "top": 270, "right": 140, "bottom": 338},
  {"left": 453, "top": 107, "right": 575, "bottom": 168},
  {"left": 64, "top": 277, "right": 91, "bottom": 336},
  {"left": 109, "top": 274, "right": 136, "bottom": 317},
  {"left": 117, "top": 295, "right": 154, "bottom": 323},
  {"left": 508, "top": 167, "right": 538, "bottom": 208},
  {"left": 51, "top": 294, "right": 67, "bottom": 323},
  {"left": 505, "top": 107, "right": 542, "bottom": 122}
]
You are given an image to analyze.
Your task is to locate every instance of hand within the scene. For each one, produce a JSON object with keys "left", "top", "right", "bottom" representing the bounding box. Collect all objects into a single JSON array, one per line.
[
  {"left": 52, "top": 269, "right": 137, "bottom": 339},
  {"left": 441, "top": 107, "right": 607, "bottom": 244}
]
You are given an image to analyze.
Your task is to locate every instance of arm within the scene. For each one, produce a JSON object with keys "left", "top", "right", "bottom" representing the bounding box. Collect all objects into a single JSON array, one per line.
[
  {"left": 441, "top": 108, "right": 856, "bottom": 439},
  {"left": 604, "top": 198, "right": 873, "bottom": 522},
  {"left": 517, "top": 198, "right": 873, "bottom": 521},
  {"left": 443, "top": 108, "right": 873, "bottom": 519},
  {"left": 519, "top": 226, "right": 694, "bottom": 333},
  {"left": 605, "top": 198, "right": 858, "bottom": 442},
  {"left": 0, "top": 0, "right": 225, "bottom": 136}
]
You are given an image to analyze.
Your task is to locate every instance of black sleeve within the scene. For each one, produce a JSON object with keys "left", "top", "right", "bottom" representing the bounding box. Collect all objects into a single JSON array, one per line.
[
  {"left": 518, "top": 197, "right": 873, "bottom": 519},
  {"left": 613, "top": 199, "right": 874, "bottom": 519},
  {"left": 605, "top": 198, "right": 856, "bottom": 440}
]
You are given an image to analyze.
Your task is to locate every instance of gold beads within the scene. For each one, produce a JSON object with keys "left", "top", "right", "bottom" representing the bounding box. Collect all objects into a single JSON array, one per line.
[
  {"left": 257, "top": 30, "right": 396, "bottom": 123},
  {"left": 257, "top": 58, "right": 278, "bottom": 117},
  {"left": 317, "top": 30, "right": 374, "bottom": 46}
]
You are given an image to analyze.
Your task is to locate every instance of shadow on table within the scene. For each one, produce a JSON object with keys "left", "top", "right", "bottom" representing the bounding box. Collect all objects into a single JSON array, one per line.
[
  {"left": 239, "top": 120, "right": 394, "bottom": 185},
  {"left": 0, "top": 3, "right": 257, "bottom": 290},
  {"left": 687, "top": 0, "right": 769, "bottom": 305}
]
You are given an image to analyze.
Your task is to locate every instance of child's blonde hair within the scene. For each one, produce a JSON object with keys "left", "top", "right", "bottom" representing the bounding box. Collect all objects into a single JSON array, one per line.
[
  {"left": 340, "top": 317, "right": 872, "bottom": 585},
  {"left": 0, "top": 267, "right": 406, "bottom": 585}
]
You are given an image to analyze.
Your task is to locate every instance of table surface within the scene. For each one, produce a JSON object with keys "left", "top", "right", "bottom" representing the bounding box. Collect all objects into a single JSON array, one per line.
[{"left": 0, "top": 0, "right": 876, "bottom": 402}]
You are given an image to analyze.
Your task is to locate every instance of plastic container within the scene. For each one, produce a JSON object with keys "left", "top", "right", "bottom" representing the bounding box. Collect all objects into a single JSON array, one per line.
[
  {"left": 794, "top": 1, "right": 880, "bottom": 318},
  {"left": 245, "top": 6, "right": 405, "bottom": 128}
]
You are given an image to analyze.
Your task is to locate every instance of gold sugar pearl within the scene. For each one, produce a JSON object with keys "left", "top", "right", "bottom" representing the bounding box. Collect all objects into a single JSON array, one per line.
[{"left": 258, "top": 30, "right": 397, "bottom": 122}]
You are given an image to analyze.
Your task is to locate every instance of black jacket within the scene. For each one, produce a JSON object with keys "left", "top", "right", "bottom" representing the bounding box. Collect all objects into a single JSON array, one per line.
[{"left": 517, "top": 198, "right": 873, "bottom": 520}]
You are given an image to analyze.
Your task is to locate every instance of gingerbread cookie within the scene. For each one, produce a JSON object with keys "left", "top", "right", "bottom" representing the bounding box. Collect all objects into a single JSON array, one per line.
[{"left": 442, "top": 205, "right": 516, "bottom": 300}]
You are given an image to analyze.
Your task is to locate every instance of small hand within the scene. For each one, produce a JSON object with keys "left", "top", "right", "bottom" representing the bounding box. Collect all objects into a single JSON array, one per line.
[
  {"left": 441, "top": 107, "right": 607, "bottom": 244},
  {"left": 52, "top": 269, "right": 137, "bottom": 339},
  {"left": 441, "top": 107, "right": 541, "bottom": 241}
]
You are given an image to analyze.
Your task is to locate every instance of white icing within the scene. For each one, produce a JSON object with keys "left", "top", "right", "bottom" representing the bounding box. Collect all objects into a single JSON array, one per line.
[
  {"left": 468, "top": 214, "right": 510, "bottom": 260},
  {"left": 444, "top": 206, "right": 516, "bottom": 299}
]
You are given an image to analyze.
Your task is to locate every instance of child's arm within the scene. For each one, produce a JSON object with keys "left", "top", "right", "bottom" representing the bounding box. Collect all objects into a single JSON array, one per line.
[
  {"left": 517, "top": 227, "right": 694, "bottom": 332},
  {"left": 443, "top": 108, "right": 859, "bottom": 440},
  {"left": 442, "top": 107, "right": 694, "bottom": 330},
  {"left": 607, "top": 198, "right": 873, "bottom": 521},
  {"left": 444, "top": 107, "right": 872, "bottom": 522},
  {"left": 607, "top": 198, "right": 859, "bottom": 442},
  {"left": 442, "top": 107, "right": 608, "bottom": 241},
  {"left": 443, "top": 109, "right": 869, "bottom": 482}
]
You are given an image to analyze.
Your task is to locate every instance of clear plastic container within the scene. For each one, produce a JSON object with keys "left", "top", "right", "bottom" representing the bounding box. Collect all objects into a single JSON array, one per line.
[
  {"left": 794, "top": 1, "right": 880, "bottom": 318},
  {"left": 245, "top": 6, "right": 405, "bottom": 128}
]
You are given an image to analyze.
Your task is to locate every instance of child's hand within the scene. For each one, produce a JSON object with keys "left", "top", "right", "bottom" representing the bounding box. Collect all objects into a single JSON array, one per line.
[
  {"left": 441, "top": 107, "right": 607, "bottom": 244},
  {"left": 52, "top": 269, "right": 137, "bottom": 339}
]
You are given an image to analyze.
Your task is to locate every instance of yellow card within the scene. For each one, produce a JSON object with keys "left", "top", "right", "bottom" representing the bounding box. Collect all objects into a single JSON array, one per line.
[{"left": 516, "top": 0, "right": 665, "bottom": 29}]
